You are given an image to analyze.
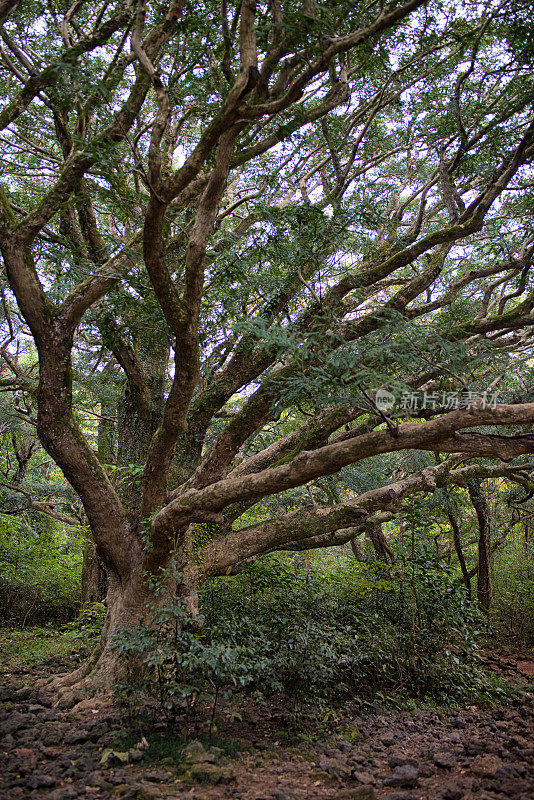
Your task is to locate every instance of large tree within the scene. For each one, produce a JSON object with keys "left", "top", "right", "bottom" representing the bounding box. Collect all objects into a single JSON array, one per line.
[{"left": 2, "top": 0, "right": 534, "bottom": 703}]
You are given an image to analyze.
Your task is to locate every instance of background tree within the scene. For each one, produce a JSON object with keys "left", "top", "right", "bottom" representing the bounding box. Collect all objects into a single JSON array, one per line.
[{"left": 1, "top": 0, "right": 534, "bottom": 703}]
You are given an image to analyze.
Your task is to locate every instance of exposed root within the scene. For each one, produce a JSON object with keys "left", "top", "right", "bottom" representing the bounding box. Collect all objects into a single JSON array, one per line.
[
  {"left": 37, "top": 658, "right": 94, "bottom": 693},
  {"left": 55, "top": 674, "right": 108, "bottom": 709},
  {"left": 33, "top": 642, "right": 118, "bottom": 708}
]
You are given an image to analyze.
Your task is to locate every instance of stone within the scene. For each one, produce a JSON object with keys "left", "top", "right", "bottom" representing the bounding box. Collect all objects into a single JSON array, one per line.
[
  {"left": 142, "top": 769, "right": 171, "bottom": 782},
  {"left": 46, "top": 789, "right": 78, "bottom": 800},
  {"left": 32, "top": 694, "right": 53, "bottom": 708},
  {"left": 64, "top": 727, "right": 90, "bottom": 744},
  {"left": 471, "top": 755, "right": 502, "bottom": 777},
  {"left": 387, "top": 764, "right": 419, "bottom": 788},
  {"left": 418, "top": 762, "right": 435, "bottom": 777},
  {"left": 187, "top": 762, "right": 236, "bottom": 784},
  {"left": 335, "top": 788, "right": 376, "bottom": 800},
  {"left": 13, "top": 688, "right": 31, "bottom": 701},
  {"left": 388, "top": 755, "right": 418, "bottom": 768},
  {"left": 183, "top": 740, "right": 216, "bottom": 764},
  {"left": 112, "top": 784, "right": 133, "bottom": 797},
  {"left": 310, "top": 770, "right": 337, "bottom": 785},
  {"left": 385, "top": 793, "right": 419, "bottom": 800},
  {"left": 27, "top": 772, "right": 57, "bottom": 789},
  {"left": 434, "top": 751, "right": 456, "bottom": 769},
  {"left": 99, "top": 748, "right": 130, "bottom": 766},
  {"left": 498, "top": 778, "right": 529, "bottom": 795},
  {"left": 463, "top": 738, "right": 485, "bottom": 756},
  {"left": 28, "top": 704, "right": 46, "bottom": 714},
  {"left": 0, "top": 712, "right": 31, "bottom": 736},
  {"left": 352, "top": 770, "right": 375, "bottom": 785},
  {"left": 13, "top": 747, "right": 38, "bottom": 773},
  {"left": 272, "top": 790, "right": 297, "bottom": 800},
  {"left": 317, "top": 755, "right": 352, "bottom": 780},
  {"left": 443, "top": 781, "right": 465, "bottom": 800},
  {"left": 86, "top": 770, "right": 112, "bottom": 789},
  {"left": 40, "top": 723, "right": 68, "bottom": 746},
  {"left": 183, "top": 740, "right": 205, "bottom": 757},
  {"left": 106, "top": 769, "right": 132, "bottom": 785},
  {"left": 134, "top": 786, "right": 164, "bottom": 800}
]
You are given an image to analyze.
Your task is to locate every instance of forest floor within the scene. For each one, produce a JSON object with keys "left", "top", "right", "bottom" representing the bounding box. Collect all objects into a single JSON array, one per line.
[{"left": 0, "top": 634, "right": 532, "bottom": 800}]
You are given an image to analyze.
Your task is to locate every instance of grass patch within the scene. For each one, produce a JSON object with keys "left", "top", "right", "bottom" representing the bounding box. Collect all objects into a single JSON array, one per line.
[{"left": 0, "top": 626, "right": 94, "bottom": 670}]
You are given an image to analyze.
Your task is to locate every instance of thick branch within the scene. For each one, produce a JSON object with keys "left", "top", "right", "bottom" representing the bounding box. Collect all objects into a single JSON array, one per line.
[
  {"left": 202, "top": 461, "right": 532, "bottom": 574},
  {"left": 153, "top": 403, "right": 534, "bottom": 540}
]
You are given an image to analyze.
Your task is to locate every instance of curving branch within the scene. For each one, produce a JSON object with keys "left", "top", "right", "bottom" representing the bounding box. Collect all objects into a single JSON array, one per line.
[
  {"left": 152, "top": 403, "right": 534, "bottom": 547},
  {"left": 201, "top": 460, "right": 534, "bottom": 575}
]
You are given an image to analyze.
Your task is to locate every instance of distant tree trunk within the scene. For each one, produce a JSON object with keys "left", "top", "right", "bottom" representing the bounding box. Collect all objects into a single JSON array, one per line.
[
  {"left": 81, "top": 540, "right": 108, "bottom": 604},
  {"left": 447, "top": 509, "right": 472, "bottom": 600},
  {"left": 467, "top": 480, "right": 492, "bottom": 612},
  {"left": 367, "top": 522, "right": 395, "bottom": 562},
  {"left": 350, "top": 536, "right": 366, "bottom": 561},
  {"left": 80, "top": 378, "right": 119, "bottom": 607}
]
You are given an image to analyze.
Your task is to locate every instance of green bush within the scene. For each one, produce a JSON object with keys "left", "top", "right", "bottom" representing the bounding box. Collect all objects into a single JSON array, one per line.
[
  {"left": 491, "top": 538, "right": 534, "bottom": 648},
  {"left": 111, "top": 565, "right": 256, "bottom": 736},
  {"left": 200, "top": 552, "right": 488, "bottom": 706},
  {"left": 112, "top": 551, "right": 491, "bottom": 731},
  {"left": 0, "top": 513, "right": 82, "bottom": 625},
  {"left": 63, "top": 602, "right": 106, "bottom": 640}
]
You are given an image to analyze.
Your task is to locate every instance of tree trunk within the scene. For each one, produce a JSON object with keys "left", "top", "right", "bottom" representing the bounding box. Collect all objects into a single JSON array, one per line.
[
  {"left": 350, "top": 536, "right": 366, "bottom": 561},
  {"left": 51, "top": 573, "right": 149, "bottom": 706},
  {"left": 48, "top": 539, "right": 201, "bottom": 707},
  {"left": 447, "top": 510, "right": 472, "bottom": 600},
  {"left": 467, "top": 480, "right": 492, "bottom": 612},
  {"left": 81, "top": 540, "right": 108, "bottom": 604},
  {"left": 367, "top": 522, "right": 395, "bottom": 562}
]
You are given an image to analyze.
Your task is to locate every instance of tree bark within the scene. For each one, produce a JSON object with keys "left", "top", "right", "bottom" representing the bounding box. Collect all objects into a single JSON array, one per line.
[
  {"left": 49, "top": 550, "right": 187, "bottom": 705},
  {"left": 81, "top": 540, "right": 108, "bottom": 604},
  {"left": 467, "top": 479, "right": 492, "bottom": 612},
  {"left": 366, "top": 522, "right": 395, "bottom": 562},
  {"left": 447, "top": 508, "right": 472, "bottom": 600}
]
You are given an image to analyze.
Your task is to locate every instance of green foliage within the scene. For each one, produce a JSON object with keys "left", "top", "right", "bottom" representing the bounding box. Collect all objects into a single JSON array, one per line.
[
  {"left": 0, "top": 626, "right": 92, "bottom": 670},
  {"left": 491, "top": 537, "right": 534, "bottom": 648},
  {"left": 200, "top": 554, "right": 489, "bottom": 708},
  {"left": 0, "top": 513, "right": 82, "bottom": 625},
  {"left": 63, "top": 601, "right": 106, "bottom": 640},
  {"left": 111, "top": 564, "right": 255, "bottom": 736},
  {"left": 112, "top": 552, "right": 492, "bottom": 732}
]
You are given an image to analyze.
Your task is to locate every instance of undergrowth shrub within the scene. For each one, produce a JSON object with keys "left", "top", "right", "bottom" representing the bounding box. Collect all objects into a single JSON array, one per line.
[
  {"left": 0, "top": 514, "right": 82, "bottom": 625},
  {"left": 112, "top": 550, "right": 491, "bottom": 732},
  {"left": 63, "top": 602, "right": 106, "bottom": 640},
  {"left": 201, "top": 552, "right": 488, "bottom": 706},
  {"left": 491, "top": 539, "right": 534, "bottom": 648},
  {"left": 111, "top": 565, "right": 255, "bottom": 736}
]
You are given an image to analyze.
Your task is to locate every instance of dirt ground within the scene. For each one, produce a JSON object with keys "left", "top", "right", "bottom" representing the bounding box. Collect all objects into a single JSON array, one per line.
[{"left": 0, "top": 650, "right": 532, "bottom": 800}]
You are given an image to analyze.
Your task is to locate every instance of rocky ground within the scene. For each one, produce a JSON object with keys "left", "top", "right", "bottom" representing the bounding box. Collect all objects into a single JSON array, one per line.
[{"left": 0, "top": 651, "right": 532, "bottom": 800}]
